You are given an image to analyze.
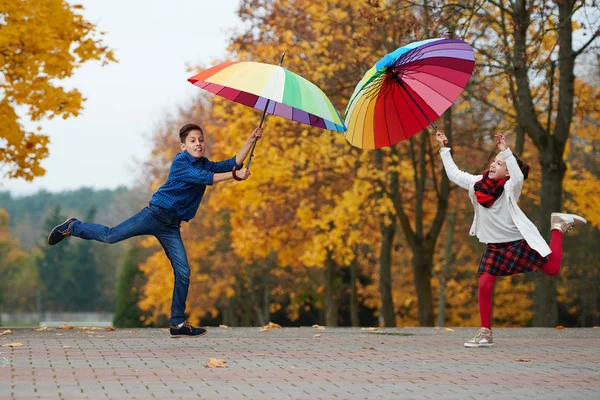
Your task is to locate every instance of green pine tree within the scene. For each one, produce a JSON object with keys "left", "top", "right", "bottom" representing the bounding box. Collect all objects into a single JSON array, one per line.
[{"left": 113, "top": 245, "right": 150, "bottom": 327}]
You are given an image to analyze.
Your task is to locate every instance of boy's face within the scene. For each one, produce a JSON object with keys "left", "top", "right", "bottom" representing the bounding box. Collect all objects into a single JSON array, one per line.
[{"left": 181, "top": 129, "right": 205, "bottom": 159}]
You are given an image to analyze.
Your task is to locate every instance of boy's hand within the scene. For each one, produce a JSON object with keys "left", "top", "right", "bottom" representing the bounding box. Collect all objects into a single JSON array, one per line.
[
  {"left": 234, "top": 168, "right": 251, "bottom": 180},
  {"left": 435, "top": 130, "right": 448, "bottom": 147},
  {"left": 495, "top": 133, "right": 508, "bottom": 151},
  {"left": 248, "top": 127, "right": 263, "bottom": 143}
]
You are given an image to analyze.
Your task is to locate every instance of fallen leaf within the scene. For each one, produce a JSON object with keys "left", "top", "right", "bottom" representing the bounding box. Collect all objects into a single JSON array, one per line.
[
  {"left": 259, "top": 327, "right": 270, "bottom": 332},
  {"left": 33, "top": 327, "right": 54, "bottom": 331},
  {"left": 264, "top": 322, "right": 281, "bottom": 329},
  {"left": 58, "top": 324, "right": 74, "bottom": 330},
  {"left": 219, "top": 325, "right": 229, "bottom": 329},
  {"left": 78, "top": 327, "right": 104, "bottom": 331},
  {"left": 55, "top": 334, "right": 65, "bottom": 336},
  {"left": 62, "top": 346, "right": 72, "bottom": 349},
  {"left": 361, "top": 327, "right": 378, "bottom": 331},
  {"left": 313, "top": 334, "right": 322, "bottom": 337},
  {"left": 130, "top": 329, "right": 139, "bottom": 333},
  {"left": 2, "top": 342, "right": 23, "bottom": 347},
  {"left": 0, "top": 330, "right": 13, "bottom": 335},
  {"left": 160, "top": 328, "right": 169, "bottom": 331},
  {"left": 204, "top": 357, "right": 227, "bottom": 368},
  {"left": 515, "top": 358, "right": 532, "bottom": 362},
  {"left": 312, "top": 325, "right": 325, "bottom": 330},
  {"left": 106, "top": 327, "right": 116, "bottom": 331},
  {"left": 95, "top": 335, "right": 105, "bottom": 338},
  {"left": 443, "top": 328, "right": 456, "bottom": 332},
  {"left": 555, "top": 326, "right": 567, "bottom": 330},
  {"left": 82, "top": 331, "right": 93, "bottom": 335},
  {"left": 362, "top": 346, "right": 376, "bottom": 350},
  {"left": 256, "top": 353, "right": 266, "bottom": 356}
]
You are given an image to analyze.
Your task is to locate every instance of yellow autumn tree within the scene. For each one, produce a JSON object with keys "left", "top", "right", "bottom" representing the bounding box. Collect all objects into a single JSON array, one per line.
[{"left": 0, "top": 0, "right": 115, "bottom": 180}]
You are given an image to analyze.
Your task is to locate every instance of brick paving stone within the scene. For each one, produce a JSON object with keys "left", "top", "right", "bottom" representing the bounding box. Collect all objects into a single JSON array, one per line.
[{"left": 0, "top": 327, "right": 598, "bottom": 399}]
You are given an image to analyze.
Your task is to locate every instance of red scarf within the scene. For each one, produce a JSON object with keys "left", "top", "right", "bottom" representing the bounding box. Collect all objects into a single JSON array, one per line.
[{"left": 474, "top": 171, "right": 509, "bottom": 208}]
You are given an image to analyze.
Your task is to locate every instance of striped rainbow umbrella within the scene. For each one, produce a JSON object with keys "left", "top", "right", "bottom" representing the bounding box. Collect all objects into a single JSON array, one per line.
[
  {"left": 188, "top": 54, "right": 346, "bottom": 168},
  {"left": 344, "top": 38, "right": 475, "bottom": 149}
]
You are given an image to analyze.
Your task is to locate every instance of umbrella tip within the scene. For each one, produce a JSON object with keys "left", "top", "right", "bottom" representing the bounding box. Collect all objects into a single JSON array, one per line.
[{"left": 279, "top": 52, "right": 286, "bottom": 66}]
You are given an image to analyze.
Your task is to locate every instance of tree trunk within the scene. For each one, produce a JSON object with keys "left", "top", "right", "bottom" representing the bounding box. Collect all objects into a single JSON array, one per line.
[
  {"left": 412, "top": 245, "right": 435, "bottom": 326},
  {"left": 533, "top": 151, "right": 566, "bottom": 326},
  {"left": 350, "top": 251, "right": 360, "bottom": 327},
  {"left": 324, "top": 254, "right": 338, "bottom": 326},
  {"left": 437, "top": 211, "right": 457, "bottom": 327},
  {"left": 375, "top": 150, "right": 398, "bottom": 327},
  {"left": 379, "top": 217, "right": 397, "bottom": 327}
]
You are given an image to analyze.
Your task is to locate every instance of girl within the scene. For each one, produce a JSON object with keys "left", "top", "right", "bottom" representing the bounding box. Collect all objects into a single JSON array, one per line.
[{"left": 435, "top": 131, "right": 586, "bottom": 348}]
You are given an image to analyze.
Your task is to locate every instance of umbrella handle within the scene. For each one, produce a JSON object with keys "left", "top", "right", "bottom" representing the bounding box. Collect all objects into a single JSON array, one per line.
[
  {"left": 397, "top": 80, "right": 449, "bottom": 147},
  {"left": 246, "top": 101, "right": 268, "bottom": 170},
  {"left": 246, "top": 52, "right": 286, "bottom": 170}
]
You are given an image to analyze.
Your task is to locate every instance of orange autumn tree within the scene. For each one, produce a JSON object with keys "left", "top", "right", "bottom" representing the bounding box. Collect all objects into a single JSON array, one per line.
[{"left": 0, "top": 0, "right": 115, "bottom": 180}]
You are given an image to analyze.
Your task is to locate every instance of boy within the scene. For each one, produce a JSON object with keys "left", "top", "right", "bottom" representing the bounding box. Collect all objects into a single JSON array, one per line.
[{"left": 47, "top": 123, "right": 263, "bottom": 338}]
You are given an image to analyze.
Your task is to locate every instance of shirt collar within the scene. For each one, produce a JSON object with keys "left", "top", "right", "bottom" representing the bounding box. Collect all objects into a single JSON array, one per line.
[{"left": 182, "top": 150, "right": 206, "bottom": 165}]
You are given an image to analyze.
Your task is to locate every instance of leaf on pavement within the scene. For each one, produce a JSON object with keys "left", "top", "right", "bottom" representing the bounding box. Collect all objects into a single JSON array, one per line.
[
  {"left": 204, "top": 357, "right": 228, "bottom": 368},
  {"left": 0, "top": 330, "right": 13, "bottom": 335},
  {"left": 443, "top": 328, "right": 456, "bottom": 332},
  {"left": 2, "top": 342, "right": 23, "bottom": 347}
]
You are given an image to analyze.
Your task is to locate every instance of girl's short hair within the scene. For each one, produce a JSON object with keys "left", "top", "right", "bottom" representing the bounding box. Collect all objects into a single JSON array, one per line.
[
  {"left": 513, "top": 153, "right": 530, "bottom": 180},
  {"left": 179, "top": 123, "right": 203, "bottom": 143}
]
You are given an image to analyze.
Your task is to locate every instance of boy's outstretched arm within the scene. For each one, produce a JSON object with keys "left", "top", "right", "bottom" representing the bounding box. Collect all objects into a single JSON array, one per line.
[
  {"left": 212, "top": 168, "right": 251, "bottom": 184},
  {"left": 236, "top": 127, "right": 263, "bottom": 166}
]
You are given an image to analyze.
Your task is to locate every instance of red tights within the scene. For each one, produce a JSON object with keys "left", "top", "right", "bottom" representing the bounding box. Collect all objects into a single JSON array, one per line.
[{"left": 478, "top": 230, "right": 563, "bottom": 329}]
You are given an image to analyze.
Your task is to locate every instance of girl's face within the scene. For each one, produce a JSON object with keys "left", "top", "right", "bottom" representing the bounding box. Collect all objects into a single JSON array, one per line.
[{"left": 488, "top": 153, "right": 509, "bottom": 180}]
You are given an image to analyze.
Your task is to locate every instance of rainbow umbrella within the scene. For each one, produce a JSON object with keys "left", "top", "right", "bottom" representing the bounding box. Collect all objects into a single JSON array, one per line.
[
  {"left": 188, "top": 54, "right": 345, "bottom": 168},
  {"left": 344, "top": 38, "right": 475, "bottom": 149}
]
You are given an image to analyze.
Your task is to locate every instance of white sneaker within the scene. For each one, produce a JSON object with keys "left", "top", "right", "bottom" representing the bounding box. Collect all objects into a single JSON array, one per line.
[
  {"left": 464, "top": 327, "right": 494, "bottom": 348},
  {"left": 551, "top": 213, "right": 587, "bottom": 234}
]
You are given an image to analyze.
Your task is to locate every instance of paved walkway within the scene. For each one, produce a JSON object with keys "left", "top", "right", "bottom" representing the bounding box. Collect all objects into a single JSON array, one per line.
[{"left": 1, "top": 327, "right": 599, "bottom": 399}]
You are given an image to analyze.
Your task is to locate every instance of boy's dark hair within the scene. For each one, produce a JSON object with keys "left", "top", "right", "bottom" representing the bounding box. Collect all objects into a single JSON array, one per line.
[
  {"left": 179, "top": 123, "right": 203, "bottom": 143},
  {"left": 513, "top": 153, "right": 530, "bottom": 180}
]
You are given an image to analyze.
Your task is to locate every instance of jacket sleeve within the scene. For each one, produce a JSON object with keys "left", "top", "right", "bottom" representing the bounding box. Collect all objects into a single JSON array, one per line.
[
  {"left": 439, "top": 148, "right": 480, "bottom": 190},
  {"left": 500, "top": 148, "right": 523, "bottom": 199},
  {"left": 201, "top": 156, "right": 241, "bottom": 173},
  {"left": 170, "top": 155, "right": 214, "bottom": 185}
]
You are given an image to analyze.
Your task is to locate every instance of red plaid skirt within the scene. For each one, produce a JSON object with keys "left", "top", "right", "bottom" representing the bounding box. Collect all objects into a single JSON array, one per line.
[{"left": 478, "top": 239, "right": 548, "bottom": 276}]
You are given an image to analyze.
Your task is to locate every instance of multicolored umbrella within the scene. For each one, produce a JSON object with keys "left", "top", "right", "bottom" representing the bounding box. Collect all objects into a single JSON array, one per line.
[
  {"left": 188, "top": 54, "right": 346, "bottom": 168},
  {"left": 344, "top": 38, "right": 475, "bottom": 149}
]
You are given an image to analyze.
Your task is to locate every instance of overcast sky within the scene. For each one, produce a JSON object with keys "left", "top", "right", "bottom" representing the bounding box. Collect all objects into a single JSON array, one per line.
[{"left": 1, "top": 0, "right": 242, "bottom": 196}]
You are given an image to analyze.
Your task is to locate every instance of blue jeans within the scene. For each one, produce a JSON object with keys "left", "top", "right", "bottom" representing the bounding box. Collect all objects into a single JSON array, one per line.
[{"left": 70, "top": 204, "right": 189, "bottom": 326}]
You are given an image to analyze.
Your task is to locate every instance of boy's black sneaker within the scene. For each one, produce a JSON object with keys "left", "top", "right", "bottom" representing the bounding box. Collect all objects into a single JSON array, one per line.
[
  {"left": 169, "top": 321, "right": 207, "bottom": 338},
  {"left": 47, "top": 218, "right": 77, "bottom": 246}
]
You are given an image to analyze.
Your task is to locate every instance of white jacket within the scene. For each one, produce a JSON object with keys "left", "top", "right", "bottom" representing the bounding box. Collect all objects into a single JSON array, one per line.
[{"left": 439, "top": 147, "right": 551, "bottom": 257}]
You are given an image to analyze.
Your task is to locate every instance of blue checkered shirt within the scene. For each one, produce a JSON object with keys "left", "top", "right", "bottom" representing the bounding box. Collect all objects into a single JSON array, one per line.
[{"left": 149, "top": 151, "right": 240, "bottom": 221}]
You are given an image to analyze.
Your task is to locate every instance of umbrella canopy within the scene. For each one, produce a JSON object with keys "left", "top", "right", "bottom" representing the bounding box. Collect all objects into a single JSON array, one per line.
[
  {"left": 344, "top": 38, "right": 475, "bottom": 149},
  {"left": 189, "top": 60, "right": 346, "bottom": 132}
]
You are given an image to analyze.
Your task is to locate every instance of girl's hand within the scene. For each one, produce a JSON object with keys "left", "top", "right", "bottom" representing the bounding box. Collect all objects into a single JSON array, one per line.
[
  {"left": 234, "top": 167, "right": 251, "bottom": 180},
  {"left": 248, "top": 127, "right": 263, "bottom": 143},
  {"left": 495, "top": 133, "right": 508, "bottom": 151},
  {"left": 436, "top": 131, "right": 448, "bottom": 147}
]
